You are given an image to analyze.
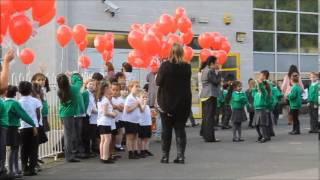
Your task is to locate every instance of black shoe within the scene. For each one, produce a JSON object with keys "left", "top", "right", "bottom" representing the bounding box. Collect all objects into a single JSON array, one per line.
[
  {"left": 101, "top": 158, "right": 115, "bottom": 164},
  {"left": 238, "top": 138, "right": 245, "bottom": 142},
  {"left": 23, "top": 169, "right": 37, "bottom": 176},
  {"left": 232, "top": 138, "right": 239, "bottom": 142},
  {"left": 160, "top": 156, "right": 169, "bottom": 164},
  {"left": 128, "top": 151, "right": 139, "bottom": 159},
  {"left": 173, "top": 157, "right": 185, "bottom": 164},
  {"left": 289, "top": 131, "right": 300, "bottom": 135},
  {"left": 256, "top": 136, "right": 262, "bottom": 142},
  {"left": 221, "top": 126, "right": 228, "bottom": 130},
  {"left": 67, "top": 158, "right": 81, "bottom": 163},
  {"left": 265, "top": 137, "right": 271, "bottom": 141},
  {"left": 145, "top": 150, "right": 154, "bottom": 156},
  {"left": 138, "top": 151, "right": 146, "bottom": 158},
  {"left": 134, "top": 151, "right": 141, "bottom": 159},
  {"left": 309, "top": 130, "right": 318, "bottom": 134},
  {"left": 258, "top": 138, "right": 267, "bottom": 143}
]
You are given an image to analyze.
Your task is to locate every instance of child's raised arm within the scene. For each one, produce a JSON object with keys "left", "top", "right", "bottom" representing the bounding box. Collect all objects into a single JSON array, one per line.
[{"left": 0, "top": 49, "right": 14, "bottom": 91}]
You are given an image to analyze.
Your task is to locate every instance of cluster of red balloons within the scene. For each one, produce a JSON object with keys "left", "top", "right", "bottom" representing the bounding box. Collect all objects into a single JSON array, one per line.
[
  {"left": 127, "top": 7, "right": 194, "bottom": 70},
  {"left": 0, "top": 0, "right": 56, "bottom": 65},
  {"left": 198, "top": 32, "right": 231, "bottom": 65},
  {"left": 94, "top": 33, "right": 114, "bottom": 64}
]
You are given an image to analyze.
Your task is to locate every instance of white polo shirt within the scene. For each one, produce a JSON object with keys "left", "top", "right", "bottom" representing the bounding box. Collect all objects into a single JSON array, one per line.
[
  {"left": 122, "top": 93, "right": 141, "bottom": 124},
  {"left": 111, "top": 96, "right": 124, "bottom": 122},
  {"left": 88, "top": 91, "right": 98, "bottom": 124},
  {"left": 139, "top": 105, "right": 152, "bottom": 126},
  {"left": 19, "top": 96, "right": 42, "bottom": 129},
  {"left": 97, "top": 97, "right": 116, "bottom": 129}
]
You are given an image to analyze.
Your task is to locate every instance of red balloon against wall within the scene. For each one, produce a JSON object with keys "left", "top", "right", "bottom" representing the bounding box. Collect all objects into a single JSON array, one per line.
[
  {"left": 11, "top": 0, "right": 32, "bottom": 12},
  {"left": 57, "top": 16, "right": 65, "bottom": 25},
  {"left": 183, "top": 46, "right": 193, "bottom": 62},
  {"left": 175, "top": 7, "right": 186, "bottom": 19},
  {"left": 32, "top": 0, "right": 56, "bottom": 22},
  {"left": 128, "top": 30, "right": 144, "bottom": 50},
  {"left": 0, "top": 0, "right": 14, "bottom": 15},
  {"left": 177, "top": 16, "right": 192, "bottom": 33},
  {"left": 1, "top": 13, "right": 9, "bottom": 36},
  {"left": 19, "top": 48, "right": 35, "bottom": 65},
  {"left": 56, "top": 25, "right": 72, "bottom": 48},
  {"left": 158, "top": 14, "right": 175, "bottom": 35},
  {"left": 148, "top": 27, "right": 163, "bottom": 41},
  {"left": 9, "top": 14, "right": 33, "bottom": 45},
  {"left": 78, "top": 55, "right": 91, "bottom": 69},
  {"left": 159, "top": 40, "right": 172, "bottom": 59},
  {"left": 78, "top": 39, "right": 88, "bottom": 52},
  {"left": 220, "top": 41, "right": 231, "bottom": 54},
  {"left": 94, "top": 35, "right": 107, "bottom": 53},
  {"left": 181, "top": 30, "right": 193, "bottom": 45},
  {"left": 128, "top": 50, "right": 148, "bottom": 68},
  {"left": 143, "top": 34, "right": 161, "bottom": 56},
  {"left": 199, "top": 48, "right": 212, "bottom": 63},
  {"left": 211, "top": 35, "right": 222, "bottom": 50},
  {"left": 167, "top": 34, "right": 181, "bottom": 45},
  {"left": 216, "top": 50, "right": 228, "bottom": 65},
  {"left": 102, "top": 50, "right": 113, "bottom": 62},
  {"left": 198, "top": 32, "right": 213, "bottom": 49},
  {"left": 37, "top": 7, "right": 56, "bottom": 27},
  {"left": 73, "top": 24, "right": 87, "bottom": 44}
]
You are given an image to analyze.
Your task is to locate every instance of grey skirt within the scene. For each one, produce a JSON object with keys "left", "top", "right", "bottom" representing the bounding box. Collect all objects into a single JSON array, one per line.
[
  {"left": 253, "top": 109, "right": 268, "bottom": 126},
  {"left": 231, "top": 109, "right": 247, "bottom": 123}
]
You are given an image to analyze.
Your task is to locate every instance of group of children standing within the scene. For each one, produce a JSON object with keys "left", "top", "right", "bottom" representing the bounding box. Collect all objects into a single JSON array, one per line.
[{"left": 215, "top": 70, "right": 319, "bottom": 143}]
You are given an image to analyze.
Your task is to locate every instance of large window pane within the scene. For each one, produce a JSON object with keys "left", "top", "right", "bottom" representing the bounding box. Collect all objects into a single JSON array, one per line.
[
  {"left": 254, "top": 0, "right": 274, "bottom": 9},
  {"left": 300, "top": 55, "right": 319, "bottom": 72},
  {"left": 300, "top": 35, "right": 318, "bottom": 53},
  {"left": 254, "top": 32, "right": 274, "bottom": 52},
  {"left": 300, "top": 0, "right": 318, "bottom": 12},
  {"left": 253, "top": 53, "right": 275, "bottom": 72},
  {"left": 254, "top": 11, "right": 274, "bottom": 30},
  {"left": 277, "top": 0, "right": 297, "bottom": 11},
  {"left": 277, "top": 33, "right": 297, "bottom": 52},
  {"left": 277, "top": 12, "right": 297, "bottom": 32},
  {"left": 277, "top": 55, "right": 298, "bottom": 72},
  {"left": 300, "top": 14, "right": 318, "bottom": 33}
]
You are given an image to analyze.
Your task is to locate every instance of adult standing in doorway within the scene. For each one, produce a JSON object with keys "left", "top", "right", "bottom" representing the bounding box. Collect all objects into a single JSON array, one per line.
[
  {"left": 200, "top": 56, "right": 222, "bottom": 142},
  {"left": 156, "top": 43, "right": 192, "bottom": 164},
  {"left": 281, "top": 65, "right": 304, "bottom": 125}
]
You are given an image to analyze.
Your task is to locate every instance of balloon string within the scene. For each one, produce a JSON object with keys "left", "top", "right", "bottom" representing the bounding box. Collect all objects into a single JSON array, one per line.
[{"left": 61, "top": 48, "right": 64, "bottom": 73}]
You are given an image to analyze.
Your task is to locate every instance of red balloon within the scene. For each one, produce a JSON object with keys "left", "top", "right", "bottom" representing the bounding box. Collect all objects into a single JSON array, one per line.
[
  {"left": 19, "top": 48, "right": 35, "bottom": 65},
  {"left": 0, "top": 0, "right": 14, "bottom": 15},
  {"left": 175, "top": 7, "right": 186, "bottom": 19},
  {"left": 143, "top": 34, "right": 161, "bottom": 56},
  {"left": 198, "top": 32, "right": 213, "bottom": 49},
  {"left": 78, "top": 39, "right": 88, "bottom": 52},
  {"left": 104, "top": 32, "right": 114, "bottom": 41},
  {"left": 199, "top": 48, "right": 212, "bottom": 63},
  {"left": 220, "top": 41, "right": 231, "bottom": 54},
  {"left": 9, "top": 14, "right": 33, "bottom": 45},
  {"left": 210, "top": 32, "right": 222, "bottom": 38},
  {"left": 183, "top": 46, "right": 193, "bottom": 62},
  {"left": 128, "top": 50, "right": 148, "bottom": 68},
  {"left": 102, "top": 50, "right": 113, "bottom": 62},
  {"left": 170, "top": 19, "right": 178, "bottom": 33},
  {"left": 73, "top": 24, "right": 87, "bottom": 44},
  {"left": 216, "top": 50, "right": 228, "bottom": 65},
  {"left": 37, "top": 7, "right": 56, "bottom": 27},
  {"left": 181, "top": 30, "right": 193, "bottom": 45},
  {"left": 142, "top": 23, "right": 152, "bottom": 33},
  {"left": 32, "top": 0, "right": 55, "bottom": 22},
  {"left": 128, "top": 30, "right": 144, "bottom": 50},
  {"left": 57, "top": 16, "right": 65, "bottom": 25},
  {"left": 167, "top": 34, "right": 182, "bottom": 45},
  {"left": 11, "top": 0, "right": 31, "bottom": 12},
  {"left": 159, "top": 40, "right": 172, "bottom": 59},
  {"left": 78, "top": 55, "right": 91, "bottom": 69},
  {"left": 105, "top": 40, "right": 114, "bottom": 52},
  {"left": 56, "top": 25, "right": 72, "bottom": 48},
  {"left": 177, "top": 16, "right": 192, "bottom": 33},
  {"left": 94, "top": 35, "right": 107, "bottom": 53},
  {"left": 130, "top": 23, "right": 142, "bottom": 31},
  {"left": 212, "top": 35, "right": 222, "bottom": 50},
  {"left": 1, "top": 13, "right": 10, "bottom": 36},
  {"left": 148, "top": 26, "right": 163, "bottom": 41},
  {"left": 158, "top": 14, "right": 175, "bottom": 35}
]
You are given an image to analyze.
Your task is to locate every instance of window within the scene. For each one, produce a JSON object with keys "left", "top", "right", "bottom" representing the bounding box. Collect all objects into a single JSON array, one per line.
[
  {"left": 300, "top": 0, "right": 318, "bottom": 12},
  {"left": 300, "top": 35, "right": 318, "bottom": 53},
  {"left": 254, "top": 32, "right": 274, "bottom": 52},
  {"left": 254, "top": 0, "right": 274, "bottom": 9},
  {"left": 277, "top": 12, "right": 297, "bottom": 32},
  {"left": 277, "top": 33, "right": 297, "bottom": 52},
  {"left": 300, "top": 14, "right": 318, "bottom": 33},
  {"left": 253, "top": 53, "right": 275, "bottom": 72},
  {"left": 277, "top": 0, "right": 297, "bottom": 11},
  {"left": 254, "top": 11, "right": 274, "bottom": 30},
  {"left": 87, "top": 32, "right": 131, "bottom": 49}
]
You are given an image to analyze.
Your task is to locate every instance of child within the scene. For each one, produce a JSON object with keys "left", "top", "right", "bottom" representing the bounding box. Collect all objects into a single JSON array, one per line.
[
  {"left": 4, "top": 85, "right": 37, "bottom": 178},
  {"left": 226, "top": 81, "right": 248, "bottom": 142},
  {"left": 138, "top": 91, "right": 154, "bottom": 156},
  {"left": 221, "top": 83, "right": 232, "bottom": 129},
  {"left": 111, "top": 82, "right": 125, "bottom": 152},
  {"left": 18, "top": 81, "right": 42, "bottom": 176},
  {"left": 86, "top": 79, "right": 99, "bottom": 154},
  {"left": 308, "top": 72, "right": 319, "bottom": 134},
  {"left": 246, "top": 79, "right": 255, "bottom": 128},
  {"left": 272, "top": 81, "right": 283, "bottom": 126},
  {"left": 122, "top": 80, "right": 141, "bottom": 159},
  {"left": 287, "top": 74, "right": 302, "bottom": 135},
  {"left": 97, "top": 81, "right": 117, "bottom": 164},
  {"left": 252, "top": 73, "right": 269, "bottom": 143},
  {"left": 31, "top": 73, "right": 51, "bottom": 132}
]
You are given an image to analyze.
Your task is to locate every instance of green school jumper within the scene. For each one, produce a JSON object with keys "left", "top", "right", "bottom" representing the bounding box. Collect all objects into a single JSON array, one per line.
[
  {"left": 82, "top": 90, "right": 90, "bottom": 115},
  {"left": 0, "top": 98, "right": 9, "bottom": 128},
  {"left": 252, "top": 82, "right": 268, "bottom": 110},
  {"left": 231, "top": 91, "right": 248, "bottom": 110},
  {"left": 4, "top": 99, "right": 35, "bottom": 127},
  {"left": 288, "top": 84, "right": 302, "bottom": 110},
  {"left": 308, "top": 82, "right": 319, "bottom": 105}
]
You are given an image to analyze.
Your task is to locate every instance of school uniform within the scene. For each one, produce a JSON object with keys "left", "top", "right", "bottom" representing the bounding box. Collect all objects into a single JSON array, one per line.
[
  {"left": 139, "top": 105, "right": 152, "bottom": 139},
  {"left": 81, "top": 90, "right": 91, "bottom": 154},
  {"left": 19, "top": 96, "right": 42, "bottom": 173},
  {"left": 4, "top": 98, "right": 35, "bottom": 174},
  {"left": 252, "top": 82, "right": 269, "bottom": 141},
  {"left": 122, "top": 93, "right": 141, "bottom": 134},
  {"left": 41, "top": 99, "right": 50, "bottom": 132},
  {"left": 0, "top": 98, "right": 9, "bottom": 175},
  {"left": 87, "top": 91, "right": 99, "bottom": 152},
  {"left": 245, "top": 89, "right": 255, "bottom": 127},
  {"left": 97, "top": 97, "right": 115, "bottom": 135},
  {"left": 288, "top": 84, "right": 302, "bottom": 134},
  {"left": 222, "top": 89, "right": 232, "bottom": 128},
  {"left": 112, "top": 96, "right": 125, "bottom": 132},
  {"left": 272, "top": 86, "right": 283, "bottom": 125},
  {"left": 265, "top": 80, "right": 276, "bottom": 138},
  {"left": 308, "top": 82, "right": 319, "bottom": 133},
  {"left": 230, "top": 91, "right": 248, "bottom": 140}
]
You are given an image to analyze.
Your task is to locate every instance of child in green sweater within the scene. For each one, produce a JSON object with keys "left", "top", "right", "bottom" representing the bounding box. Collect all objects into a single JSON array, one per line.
[
  {"left": 225, "top": 81, "right": 248, "bottom": 142},
  {"left": 308, "top": 72, "right": 319, "bottom": 134},
  {"left": 288, "top": 75, "right": 302, "bottom": 135},
  {"left": 5, "top": 85, "right": 37, "bottom": 178}
]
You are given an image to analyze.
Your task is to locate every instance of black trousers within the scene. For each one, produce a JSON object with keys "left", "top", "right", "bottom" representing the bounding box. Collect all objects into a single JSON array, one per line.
[
  {"left": 309, "top": 103, "right": 318, "bottom": 132},
  {"left": 89, "top": 124, "right": 99, "bottom": 153},
  {"left": 290, "top": 109, "right": 300, "bottom": 133},
  {"left": 248, "top": 112, "right": 255, "bottom": 127},
  {"left": 20, "top": 128, "right": 39, "bottom": 171},
  {"left": 160, "top": 113, "right": 187, "bottom": 157},
  {"left": 200, "top": 97, "right": 217, "bottom": 142},
  {"left": 74, "top": 117, "right": 85, "bottom": 154},
  {"left": 81, "top": 115, "right": 91, "bottom": 154},
  {"left": 62, "top": 117, "right": 76, "bottom": 161}
]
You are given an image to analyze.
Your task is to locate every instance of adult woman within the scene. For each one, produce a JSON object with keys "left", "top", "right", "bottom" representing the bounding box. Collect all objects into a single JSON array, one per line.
[
  {"left": 156, "top": 43, "right": 192, "bottom": 164},
  {"left": 281, "top": 65, "right": 304, "bottom": 125}
]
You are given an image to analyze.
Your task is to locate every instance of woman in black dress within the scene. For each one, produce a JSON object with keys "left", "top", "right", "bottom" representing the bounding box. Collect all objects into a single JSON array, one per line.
[{"left": 156, "top": 43, "right": 192, "bottom": 164}]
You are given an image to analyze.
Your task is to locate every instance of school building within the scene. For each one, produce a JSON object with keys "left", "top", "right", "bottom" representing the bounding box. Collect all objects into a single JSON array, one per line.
[{"left": 0, "top": 0, "right": 319, "bottom": 116}]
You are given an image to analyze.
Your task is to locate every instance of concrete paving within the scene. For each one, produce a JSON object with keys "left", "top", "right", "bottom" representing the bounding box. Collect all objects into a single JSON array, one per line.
[{"left": 25, "top": 116, "right": 319, "bottom": 180}]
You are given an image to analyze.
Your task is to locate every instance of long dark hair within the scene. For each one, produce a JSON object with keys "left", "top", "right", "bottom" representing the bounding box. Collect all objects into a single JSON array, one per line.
[
  {"left": 263, "top": 81, "right": 271, "bottom": 97},
  {"left": 31, "top": 73, "right": 51, "bottom": 92},
  {"left": 288, "top": 65, "right": 300, "bottom": 78},
  {"left": 225, "top": 81, "right": 241, "bottom": 104},
  {"left": 97, "top": 80, "right": 109, "bottom": 101},
  {"left": 199, "top": 61, "right": 207, "bottom": 72},
  {"left": 32, "top": 83, "right": 44, "bottom": 101},
  {"left": 56, "top": 74, "right": 71, "bottom": 103}
]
